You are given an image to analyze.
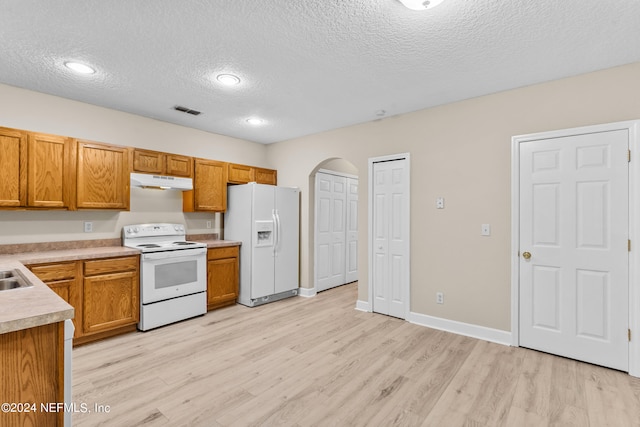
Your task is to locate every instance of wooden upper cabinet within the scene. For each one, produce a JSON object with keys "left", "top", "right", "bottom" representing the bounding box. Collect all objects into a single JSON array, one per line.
[
  {"left": 27, "top": 132, "right": 74, "bottom": 208},
  {"left": 227, "top": 162, "right": 277, "bottom": 185},
  {"left": 76, "top": 140, "right": 130, "bottom": 210},
  {"left": 0, "top": 127, "right": 74, "bottom": 209},
  {"left": 0, "top": 127, "right": 27, "bottom": 207},
  {"left": 132, "top": 149, "right": 164, "bottom": 174},
  {"left": 255, "top": 167, "right": 277, "bottom": 185},
  {"left": 227, "top": 163, "right": 254, "bottom": 184},
  {"left": 133, "top": 149, "right": 193, "bottom": 178},
  {"left": 166, "top": 154, "right": 193, "bottom": 177},
  {"left": 183, "top": 158, "right": 227, "bottom": 212}
]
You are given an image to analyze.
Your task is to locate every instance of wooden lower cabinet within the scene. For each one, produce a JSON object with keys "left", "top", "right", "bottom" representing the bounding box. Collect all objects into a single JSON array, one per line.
[
  {"left": 28, "top": 255, "right": 139, "bottom": 345},
  {"left": 0, "top": 322, "right": 65, "bottom": 427},
  {"left": 79, "top": 256, "right": 139, "bottom": 343},
  {"left": 207, "top": 246, "right": 239, "bottom": 310},
  {"left": 28, "top": 262, "right": 83, "bottom": 339}
]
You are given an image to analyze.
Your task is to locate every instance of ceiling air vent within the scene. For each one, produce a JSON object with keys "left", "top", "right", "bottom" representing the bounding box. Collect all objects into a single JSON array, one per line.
[{"left": 174, "top": 105, "right": 201, "bottom": 116}]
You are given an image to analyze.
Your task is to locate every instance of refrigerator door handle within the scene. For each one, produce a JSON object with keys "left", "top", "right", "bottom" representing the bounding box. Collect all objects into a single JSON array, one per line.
[
  {"left": 272, "top": 209, "right": 278, "bottom": 256},
  {"left": 275, "top": 210, "right": 282, "bottom": 254}
]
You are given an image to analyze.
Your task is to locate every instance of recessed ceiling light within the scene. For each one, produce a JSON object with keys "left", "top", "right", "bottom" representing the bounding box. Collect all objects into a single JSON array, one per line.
[
  {"left": 64, "top": 61, "right": 96, "bottom": 74},
  {"left": 397, "top": 0, "right": 445, "bottom": 10},
  {"left": 246, "top": 117, "right": 264, "bottom": 125},
  {"left": 216, "top": 74, "right": 241, "bottom": 86}
]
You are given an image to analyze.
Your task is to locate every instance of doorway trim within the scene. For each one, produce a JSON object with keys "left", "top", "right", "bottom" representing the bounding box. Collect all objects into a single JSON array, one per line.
[
  {"left": 367, "top": 152, "right": 411, "bottom": 318},
  {"left": 511, "top": 120, "right": 640, "bottom": 377}
]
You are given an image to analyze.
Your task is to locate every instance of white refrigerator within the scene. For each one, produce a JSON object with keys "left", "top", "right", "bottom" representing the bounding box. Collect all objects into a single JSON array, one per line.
[{"left": 224, "top": 183, "right": 300, "bottom": 306}]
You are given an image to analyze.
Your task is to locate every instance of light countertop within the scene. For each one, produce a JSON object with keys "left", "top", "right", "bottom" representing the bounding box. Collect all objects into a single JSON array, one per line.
[{"left": 0, "top": 240, "right": 240, "bottom": 334}]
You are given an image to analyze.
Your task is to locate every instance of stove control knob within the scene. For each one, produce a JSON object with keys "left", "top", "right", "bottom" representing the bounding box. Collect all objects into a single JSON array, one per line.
[{"left": 134, "top": 227, "right": 140, "bottom": 233}]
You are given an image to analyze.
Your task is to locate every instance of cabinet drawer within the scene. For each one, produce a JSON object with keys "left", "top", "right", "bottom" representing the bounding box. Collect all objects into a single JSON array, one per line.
[
  {"left": 207, "top": 246, "right": 239, "bottom": 260},
  {"left": 29, "top": 262, "right": 77, "bottom": 282},
  {"left": 84, "top": 256, "right": 138, "bottom": 276}
]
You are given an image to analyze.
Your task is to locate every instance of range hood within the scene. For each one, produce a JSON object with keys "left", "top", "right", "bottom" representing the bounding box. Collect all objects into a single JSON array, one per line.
[{"left": 130, "top": 173, "right": 193, "bottom": 190}]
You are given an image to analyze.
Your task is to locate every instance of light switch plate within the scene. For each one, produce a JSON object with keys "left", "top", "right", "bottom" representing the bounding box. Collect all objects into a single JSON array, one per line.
[
  {"left": 436, "top": 197, "right": 444, "bottom": 209},
  {"left": 481, "top": 224, "right": 491, "bottom": 236}
]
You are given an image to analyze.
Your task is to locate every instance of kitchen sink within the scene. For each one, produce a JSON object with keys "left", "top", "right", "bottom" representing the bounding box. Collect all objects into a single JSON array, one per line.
[{"left": 0, "top": 269, "right": 33, "bottom": 291}]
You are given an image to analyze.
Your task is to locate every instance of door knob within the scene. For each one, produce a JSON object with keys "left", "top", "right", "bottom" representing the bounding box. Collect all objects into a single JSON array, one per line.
[{"left": 522, "top": 251, "right": 531, "bottom": 260}]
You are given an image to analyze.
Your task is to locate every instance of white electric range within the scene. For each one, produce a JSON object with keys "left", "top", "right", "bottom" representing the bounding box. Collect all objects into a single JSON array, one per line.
[{"left": 122, "top": 223, "right": 207, "bottom": 331}]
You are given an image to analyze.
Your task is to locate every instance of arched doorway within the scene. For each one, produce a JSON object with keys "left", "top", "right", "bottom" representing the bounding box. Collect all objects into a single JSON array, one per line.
[{"left": 308, "top": 158, "right": 359, "bottom": 295}]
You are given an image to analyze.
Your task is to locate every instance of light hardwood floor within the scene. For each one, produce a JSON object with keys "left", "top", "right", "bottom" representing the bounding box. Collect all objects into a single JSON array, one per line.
[{"left": 72, "top": 282, "right": 640, "bottom": 426}]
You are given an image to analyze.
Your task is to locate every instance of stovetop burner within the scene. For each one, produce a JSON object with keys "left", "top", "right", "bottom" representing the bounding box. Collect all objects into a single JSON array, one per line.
[{"left": 122, "top": 223, "right": 208, "bottom": 253}]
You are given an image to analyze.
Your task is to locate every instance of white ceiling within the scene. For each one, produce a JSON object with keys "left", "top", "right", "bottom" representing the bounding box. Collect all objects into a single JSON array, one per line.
[{"left": 1, "top": 0, "right": 639, "bottom": 144}]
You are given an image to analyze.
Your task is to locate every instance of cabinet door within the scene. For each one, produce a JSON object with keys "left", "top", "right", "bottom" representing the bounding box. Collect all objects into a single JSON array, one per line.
[
  {"left": 83, "top": 270, "right": 139, "bottom": 334},
  {"left": 27, "top": 132, "right": 73, "bottom": 208},
  {"left": 166, "top": 154, "right": 193, "bottom": 177},
  {"left": 0, "top": 323, "right": 64, "bottom": 427},
  {"left": 47, "top": 279, "right": 83, "bottom": 339},
  {"left": 184, "top": 159, "right": 227, "bottom": 212},
  {"left": 76, "top": 140, "right": 130, "bottom": 210},
  {"left": 228, "top": 163, "right": 254, "bottom": 184},
  {"left": 29, "top": 262, "right": 83, "bottom": 339},
  {"left": 133, "top": 149, "right": 165, "bottom": 174},
  {"left": 0, "top": 127, "right": 27, "bottom": 207},
  {"left": 207, "top": 247, "right": 239, "bottom": 310},
  {"left": 255, "top": 167, "right": 277, "bottom": 185}
]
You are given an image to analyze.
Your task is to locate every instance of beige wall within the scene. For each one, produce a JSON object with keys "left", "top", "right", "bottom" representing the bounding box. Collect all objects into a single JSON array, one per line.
[
  {"left": 318, "top": 158, "right": 359, "bottom": 176},
  {"left": 0, "top": 83, "right": 267, "bottom": 243},
  {"left": 267, "top": 62, "right": 640, "bottom": 332},
  {"left": 2, "top": 63, "right": 640, "bottom": 331}
]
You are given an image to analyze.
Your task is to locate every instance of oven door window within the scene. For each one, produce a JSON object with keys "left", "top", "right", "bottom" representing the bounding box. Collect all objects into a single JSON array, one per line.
[
  {"left": 140, "top": 249, "right": 207, "bottom": 305},
  {"left": 154, "top": 260, "right": 198, "bottom": 289}
]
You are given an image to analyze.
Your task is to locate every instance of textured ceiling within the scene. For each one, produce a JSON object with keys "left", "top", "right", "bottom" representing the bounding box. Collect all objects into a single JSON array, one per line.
[{"left": 1, "top": 0, "right": 639, "bottom": 144}]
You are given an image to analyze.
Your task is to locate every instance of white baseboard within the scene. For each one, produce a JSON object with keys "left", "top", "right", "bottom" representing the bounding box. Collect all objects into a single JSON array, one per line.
[
  {"left": 355, "top": 300, "right": 370, "bottom": 312},
  {"left": 298, "top": 287, "right": 317, "bottom": 298},
  {"left": 407, "top": 312, "right": 512, "bottom": 346}
]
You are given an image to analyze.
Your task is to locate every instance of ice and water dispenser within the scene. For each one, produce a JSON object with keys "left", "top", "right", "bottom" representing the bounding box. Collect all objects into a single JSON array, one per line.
[{"left": 255, "top": 220, "right": 274, "bottom": 247}]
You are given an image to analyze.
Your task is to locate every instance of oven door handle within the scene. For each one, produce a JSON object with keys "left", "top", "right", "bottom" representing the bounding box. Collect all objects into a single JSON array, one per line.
[{"left": 142, "top": 248, "right": 207, "bottom": 261}]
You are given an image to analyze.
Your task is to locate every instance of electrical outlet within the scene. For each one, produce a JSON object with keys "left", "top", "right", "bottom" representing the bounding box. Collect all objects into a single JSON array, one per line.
[
  {"left": 206, "top": 220, "right": 212, "bottom": 229},
  {"left": 436, "top": 292, "right": 444, "bottom": 304},
  {"left": 436, "top": 197, "right": 445, "bottom": 209},
  {"left": 84, "top": 221, "right": 93, "bottom": 233}
]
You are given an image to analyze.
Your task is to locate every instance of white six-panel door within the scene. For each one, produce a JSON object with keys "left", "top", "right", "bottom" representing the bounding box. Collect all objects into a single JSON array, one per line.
[
  {"left": 519, "top": 130, "right": 629, "bottom": 371},
  {"left": 346, "top": 177, "right": 359, "bottom": 283},
  {"left": 316, "top": 171, "right": 358, "bottom": 292},
  {"left": 372, "top": 158, "right": 409, "bottom": 319}
]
